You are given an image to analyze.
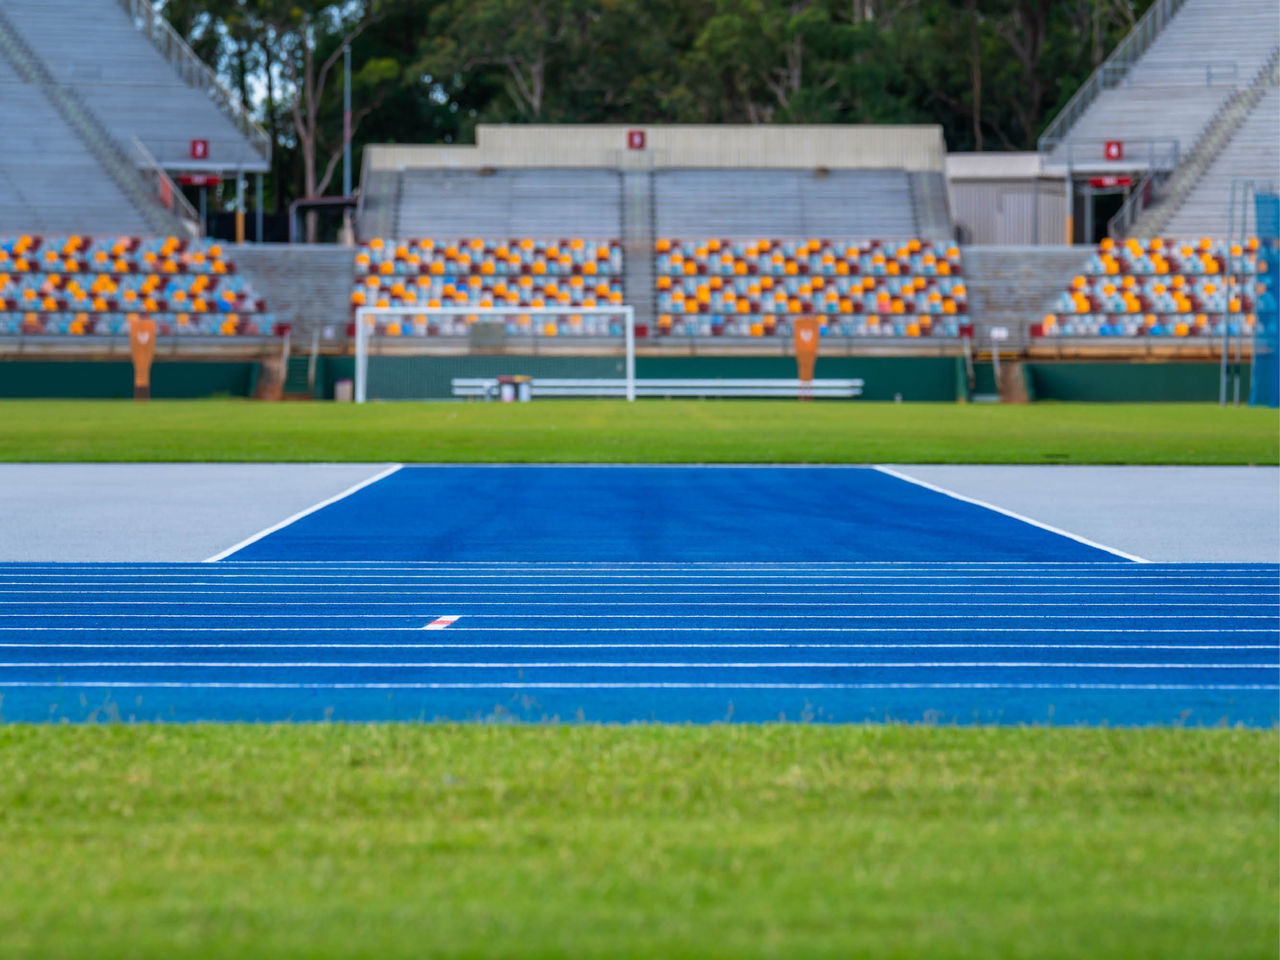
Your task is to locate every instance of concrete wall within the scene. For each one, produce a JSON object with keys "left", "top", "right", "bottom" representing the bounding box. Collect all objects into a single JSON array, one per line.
[
  {"left": 0, "top": 357, "right": 1246, "bottom": 403},
  {"left": 367, "top": 124, "right": 946, "bottom": 173}
]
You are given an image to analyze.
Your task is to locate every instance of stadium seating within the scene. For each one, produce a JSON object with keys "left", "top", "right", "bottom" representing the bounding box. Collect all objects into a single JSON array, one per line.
[
  {"left": 1033, "top": 237, "right": 1263, "bottom": 337},
  {"left": 653, "top": 239, "right": 968, "bottom": 338},
  {"left": 1045, "top": 0, "right": 1280, "bottom": 169},
  {"left": 3, "top": 0, "right": 266, "bottom": 171},
  {"left": 653, "top": 171, "right": 929, "bottom": 238},
  {"left": 352, "top": 238, "right": 626, "bottom": 336},
  {"left": 0, "top": 235, "right": 277, "bottom": 336},
  {"left": 380, "top": 171, "right": 624, "bottom": 240}
]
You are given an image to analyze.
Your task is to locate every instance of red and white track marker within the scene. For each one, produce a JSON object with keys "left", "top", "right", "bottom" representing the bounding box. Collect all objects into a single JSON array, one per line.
[{"left": 423, "top": 615, "right": 461, "bottom": 631}]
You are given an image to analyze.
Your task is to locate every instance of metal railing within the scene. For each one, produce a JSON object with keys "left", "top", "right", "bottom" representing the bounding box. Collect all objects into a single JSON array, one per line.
[
  {"left": 1104, "top": 139, "right": 1184, "bottom": 237},
  {"left": 131, "top": 138, "right": 201, "bottom": 238},
  {"left": 114, "top": 0, "right": 271, "bottom": 164},
  {"left": 1100, "top": 60, "right": 1239, "bottom": 86},
  {"left": 1042, "top": 137, "right": 1181, "bottom": 171},
  {"left": 1038, "top": 0, "right": 1190, "bottom": 151}
]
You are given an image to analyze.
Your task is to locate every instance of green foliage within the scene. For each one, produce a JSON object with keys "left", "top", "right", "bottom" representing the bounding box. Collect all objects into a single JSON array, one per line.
[
  {"left": 157, "top": 0, "right": 1156, "bottom": 212},
  {"left": 0, "top": 724, "right": 1274, "bottom": 959},
  {"left": 0, "top": 400, "right": 1275, "bottom": 463}
]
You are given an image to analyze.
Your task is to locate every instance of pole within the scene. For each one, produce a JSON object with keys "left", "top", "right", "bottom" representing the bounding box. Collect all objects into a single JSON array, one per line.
[
  {"left": 1083, "top": 184, "right": 1094, "bottom": 245},
  {"left": 343, "top": 44, "right": 352, "bottom": 199},
  {"left": 235, "top": 169, "right": 245, "bottom": 244},
  {"left": 624, "top": 306, "right": 636, "bottom": 402},
  {"left": 255, "top": 173, "right": 264, "bottom": 243},
  {"left": 355, "top": 307, "right": 367, "bottom": 403},
  {"left": 1065, "top": 172, "right": 1074, "bottom": 244},
  {"left": 1031, "top": 175, "right": 1040, "bottom": 245}
]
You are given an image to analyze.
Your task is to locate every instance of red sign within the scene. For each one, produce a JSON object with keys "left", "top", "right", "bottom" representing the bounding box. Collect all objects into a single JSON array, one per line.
[
  {"left": 627, "top": 129, "right": 646, "bottom": 150},
  {"left": 1089, "top": 175, "right": 1133, "bottom": 189},
  {"left": 190, "top": 139, "right": 210, "bottom": 160},
  {"left": 1103, "top": 140, "right": 1123, "bottom": 161},
  {"left": 176, "top": 174, "right": 221, "bottom": 187}
]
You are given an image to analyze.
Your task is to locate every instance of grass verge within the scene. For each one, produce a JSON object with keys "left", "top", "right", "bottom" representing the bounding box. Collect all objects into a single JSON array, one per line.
[
  {"left": 0, "top": 724, "right": 1274, "bottom": 959},
  {"left": 0, "top": 399, "right": 1276, "bottom": 463}
]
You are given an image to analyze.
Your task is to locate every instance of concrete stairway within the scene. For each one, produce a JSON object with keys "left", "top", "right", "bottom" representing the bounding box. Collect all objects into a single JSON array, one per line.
[
  {"left": 621, "top": 170, "right": 656, "bottom": 328},
  {"left": 230, "top": 244, "right": 357, "bottom": 339},
  {"left": 909, "top": 172, "right": 953, "bottom": 242},
  {"left": 961, "top": 246, "right": 1092, "bottom": 348},
  {"left": 357, "top": 169, "right": 401, "bottom": 241},
  {"left": 282, "top": 355, "right": 314, "bottom": 397}
]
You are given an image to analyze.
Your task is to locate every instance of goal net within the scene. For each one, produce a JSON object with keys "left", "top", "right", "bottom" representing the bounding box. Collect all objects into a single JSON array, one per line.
[{"left": 353, "top": 305, "right": 637, "bottom": 402}]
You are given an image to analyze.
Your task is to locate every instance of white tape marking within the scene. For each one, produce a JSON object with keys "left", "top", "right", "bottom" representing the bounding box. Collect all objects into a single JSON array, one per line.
[
  {"left": 202, "top": 464, "right": 403, "bottom": 563},
  {"left": 873, "top": 465, "right": 1152, "bottom": 563}
]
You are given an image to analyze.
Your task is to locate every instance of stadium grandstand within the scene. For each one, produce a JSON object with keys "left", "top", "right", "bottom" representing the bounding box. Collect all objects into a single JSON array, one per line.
[{"left": 0, "top": 0, "right": 1275, "bottom": 405}]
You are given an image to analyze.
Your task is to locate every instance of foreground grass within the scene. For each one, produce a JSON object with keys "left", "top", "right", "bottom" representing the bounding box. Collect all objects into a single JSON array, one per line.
[
  {"left": 0, "top": 399, "right": 1275, "bottom": 463},
  {"left": 0, "top": 725, "right": 1274, "bottom": 959}
]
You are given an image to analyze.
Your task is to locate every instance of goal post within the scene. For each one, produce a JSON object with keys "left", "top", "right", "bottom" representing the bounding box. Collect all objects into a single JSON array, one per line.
[{"left": 353, "top": 305, "right": 636, "bottom": 403}]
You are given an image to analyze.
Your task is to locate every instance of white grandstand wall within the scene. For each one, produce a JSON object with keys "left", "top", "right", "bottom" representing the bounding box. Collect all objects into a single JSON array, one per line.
[{"left": 365, "top": 124, "right": 946, "bottom": 173}]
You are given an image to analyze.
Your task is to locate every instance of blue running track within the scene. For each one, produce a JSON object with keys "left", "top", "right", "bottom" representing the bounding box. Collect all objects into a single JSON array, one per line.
[{"left": 1, "top": 467, "right": 1275, "bottom": 725}]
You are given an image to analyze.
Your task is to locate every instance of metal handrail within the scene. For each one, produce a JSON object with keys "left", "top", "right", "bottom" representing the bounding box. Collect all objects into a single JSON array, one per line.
[
  {"left": 131, "top": 138, "right": 202, "bottom": 238},
  {"left": 1039, "top": 0, "right": 1189, "bottom": 151},
  {"left": 1106, "top": 167, "right": 1170, "bottom": 238},
  {"left": 1100, "top": 60, "right": 1239, "bottom": 86},
  {"left": 1040, "top": 137, "right": 1181, "bottom": 171},
  {"left": 114, "top": 0, "right": 271, "bottom": 164}
]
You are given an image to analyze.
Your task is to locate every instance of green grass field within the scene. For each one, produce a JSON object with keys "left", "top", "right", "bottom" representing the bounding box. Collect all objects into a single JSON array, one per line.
[
  {"left": 0, "top": 399, "right": 1275, "bottom": 463},
  {"left": 0, "top": 724, "right": 1274, "bottom": 960}
]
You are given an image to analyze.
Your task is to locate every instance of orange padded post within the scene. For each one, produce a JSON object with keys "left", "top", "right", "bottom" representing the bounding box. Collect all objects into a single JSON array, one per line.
[
  {"left": 793, "top": 316, "right": 820, "bottom": 400},
  {"left": 129, "top": 316, "right": 157, "bottom": 401}
]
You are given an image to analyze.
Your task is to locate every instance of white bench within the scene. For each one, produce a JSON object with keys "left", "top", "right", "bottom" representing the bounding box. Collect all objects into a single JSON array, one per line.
[{"left": 451, "top": 377, "right": 864, "bottom": 399}]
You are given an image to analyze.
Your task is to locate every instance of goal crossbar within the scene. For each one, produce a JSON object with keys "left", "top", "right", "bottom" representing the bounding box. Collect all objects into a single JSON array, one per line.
[{"left": 353, "top": 304, "right": 637, "bottom": 403}]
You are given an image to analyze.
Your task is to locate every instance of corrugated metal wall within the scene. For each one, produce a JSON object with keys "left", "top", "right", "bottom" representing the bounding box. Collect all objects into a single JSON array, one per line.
[{"left": 949, "top": 179, "right": 1067, "bottom": 245}]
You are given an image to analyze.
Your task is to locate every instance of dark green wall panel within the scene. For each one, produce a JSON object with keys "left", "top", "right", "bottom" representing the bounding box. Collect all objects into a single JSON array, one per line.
[
  {"left": 0, "top": 361, "right": 257, "bottom": 398},
  {"left": 1027, "top": 362, "right": 1250, "bottom": 402}
]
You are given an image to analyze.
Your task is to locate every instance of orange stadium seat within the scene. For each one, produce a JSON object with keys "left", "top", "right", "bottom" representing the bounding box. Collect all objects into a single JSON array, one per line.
[
  {"left": 1033, "top": 237, "right": 1260, "bottom": 338},
  {"left": 0, "top": 236, "right": 277, "bottom": 336},
  {"left": 653, "top": 239, "right": 968, "bottom": 338}
]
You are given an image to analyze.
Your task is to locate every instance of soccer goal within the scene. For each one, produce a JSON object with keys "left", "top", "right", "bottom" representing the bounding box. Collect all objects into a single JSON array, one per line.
[{"left": 353, "top": 305, "right": 637, "bottom": 402}]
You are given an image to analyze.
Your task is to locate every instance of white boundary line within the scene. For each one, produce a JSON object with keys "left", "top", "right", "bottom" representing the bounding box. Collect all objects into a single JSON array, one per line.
[
  {"left": 874, "top": 465, "right": 1151, "bottom": 563},
  {"left": 0, "top": 681, "right": 1272, "bottom": 691},
  {"left": 202, "top": 464, "right": 403, "bottom": 563}
]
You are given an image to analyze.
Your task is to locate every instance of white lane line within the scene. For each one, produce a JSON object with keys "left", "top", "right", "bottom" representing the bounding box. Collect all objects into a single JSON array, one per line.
[
  {"left": 6, "top": 661, "right": 1271, "bottom": 669},
  {"left": 2, "top": 590, "right": 1273, "bottom": 599},
  {"left": 877, "top": 464, "right": 1152, "bottom": 563},
  {"left": 2, "top": 600, "right": 1269, "bottom": 608},
  {"left": 0, "top": 561, "right": 1200, "bottom": 568},
  {"left": 0, "top": 626, "right": 1271, "bottom": 633},
  {"left": 3, "top": 613, "right": 1270, "bottom": 620},
  {"left": 0, "top": 681, "right": 1272, "bottom": 691},
  {"left": 0, "top": 643, "right": 1268, "bottom": 650},
  {"left": 6, "top": 575, "right": 1272, "bottom": 583},
  {"left": 423, "top": 615, "right": 460, "bottom": 631},
  {"left": 201, "top": 464, "right": 403, "bottom": 563}
]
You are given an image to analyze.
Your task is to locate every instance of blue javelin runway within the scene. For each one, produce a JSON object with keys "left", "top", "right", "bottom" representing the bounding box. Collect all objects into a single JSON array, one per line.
[
  {"left": 227, "top": 465, "right": 1119, "bottom": 562},
  {"left": 0, "top": 561, "right": 1274, "bottom": 725}
]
